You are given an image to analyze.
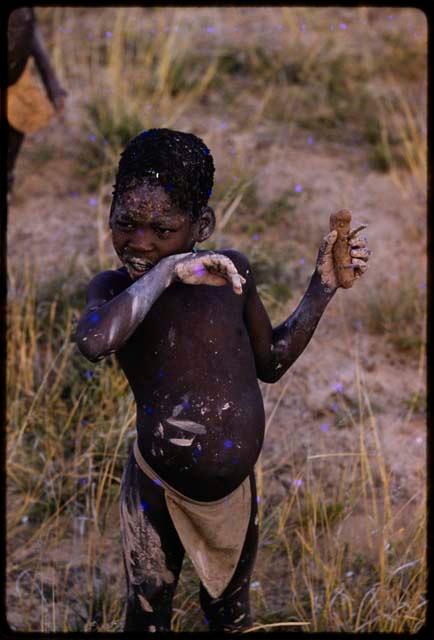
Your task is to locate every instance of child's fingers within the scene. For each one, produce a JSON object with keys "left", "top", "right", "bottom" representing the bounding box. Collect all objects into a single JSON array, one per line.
[
  {"left": 319, "top": 230, "right": 338, "bottom": 258},
  {"left": 350, "top": 236, "right": 368, "bottom": 248},
  {"left": 351, "top": 257, "right": 369, "bottom": 272},
  {"left": 202, "top": 254, "right": 245, "bottom": 293},
  {"left": 350, "top": 247, "right": 371, "bottom": 259},
  {"left": 231, "top": 273, "right": 245, "bottom": 295}
]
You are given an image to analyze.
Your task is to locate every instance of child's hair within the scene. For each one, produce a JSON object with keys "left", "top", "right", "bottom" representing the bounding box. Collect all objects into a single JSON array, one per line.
[{"left": 112, "top": 128, "right": 215, "bottom": 220}]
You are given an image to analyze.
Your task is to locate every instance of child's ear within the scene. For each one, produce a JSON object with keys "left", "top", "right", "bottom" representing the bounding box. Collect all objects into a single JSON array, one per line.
[{"left": 193, "top": 206, "right": 215, "bottom": 242}]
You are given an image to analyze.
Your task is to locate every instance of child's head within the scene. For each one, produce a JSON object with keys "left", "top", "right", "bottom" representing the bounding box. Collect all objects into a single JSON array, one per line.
[
  {"left": 109, "top": 129, "right": 216, "bottom": 279},
  {"left": 112, "top": 128, "right": 215, "bottom": 221}
]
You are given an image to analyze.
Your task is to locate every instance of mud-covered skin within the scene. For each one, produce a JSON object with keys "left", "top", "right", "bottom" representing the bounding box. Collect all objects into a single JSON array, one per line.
[
  {"left": 120, "top": 447, "right": 258, "bottom": 632},
  {"left": 118, "top": 258, "right": 265, "bottom": 501},
  {"left": 77, "top": 247, "right": 336, "bottom": 501},
  {"left": 76, "top": 182, "right": 370, "bottom": 500}
]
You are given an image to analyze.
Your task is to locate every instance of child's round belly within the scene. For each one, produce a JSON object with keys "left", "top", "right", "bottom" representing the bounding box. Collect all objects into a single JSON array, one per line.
[{"left": 135, "top": 380, "right": 265, "bottom": 502}]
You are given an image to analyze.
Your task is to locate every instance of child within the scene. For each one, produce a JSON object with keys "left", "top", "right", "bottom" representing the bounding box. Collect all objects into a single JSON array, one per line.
[{"left": 76, "top": 128, "right": 370, "bottom": 632}]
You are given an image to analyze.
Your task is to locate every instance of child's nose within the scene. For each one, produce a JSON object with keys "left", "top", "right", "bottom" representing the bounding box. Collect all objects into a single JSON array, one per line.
[{"left": 128, "top": 227, "right": 155, "bottom": 252}]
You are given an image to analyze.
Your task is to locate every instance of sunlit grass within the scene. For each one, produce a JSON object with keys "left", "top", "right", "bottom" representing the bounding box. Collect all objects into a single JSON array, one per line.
[{"left": 38, "top": 6, "right": 427, "bottom": 193}]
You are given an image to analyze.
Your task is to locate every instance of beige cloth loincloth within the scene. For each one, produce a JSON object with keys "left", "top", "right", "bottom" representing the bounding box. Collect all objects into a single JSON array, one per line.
[
  {"left": 133, "top": 439, "right": 251, "bottom": 599},
  {"left": 7, "top": 60, "right": 55, "bottom": 134}
]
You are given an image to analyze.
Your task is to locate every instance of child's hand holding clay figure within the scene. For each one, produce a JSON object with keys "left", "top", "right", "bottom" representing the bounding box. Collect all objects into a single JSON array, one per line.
[
  {"left": 316, "top": 209, "right": 371, "bottom": 291},
  {"left": 172, "top": 251, "right": 246, "bottom": 295}
]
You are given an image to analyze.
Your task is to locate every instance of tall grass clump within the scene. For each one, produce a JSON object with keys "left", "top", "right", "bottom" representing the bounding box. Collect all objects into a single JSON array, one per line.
[
  {"left": 250, "top": 356, "right": 426, "bottom": 633},
  {"left": 349, "top": 271, "right": 426, "bottom": 357},
  {"left": 47, "top": 7, "right": 220, "bottom": 190},
  {"left": 7, "top": 262, "right": 132, "bottom": 631}
]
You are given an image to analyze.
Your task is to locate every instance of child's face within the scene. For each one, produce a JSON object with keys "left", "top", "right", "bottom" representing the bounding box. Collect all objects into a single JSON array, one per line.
[{"left": 110, "top": 181, "right": 198, "bottom": 280}]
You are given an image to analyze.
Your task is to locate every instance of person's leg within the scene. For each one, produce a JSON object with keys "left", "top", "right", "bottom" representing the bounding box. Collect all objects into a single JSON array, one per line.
[
  {"left": 199, "top": 472, "right": 259, "bottom": 632},
  {"left": 120, "top": 448, "right": 185, "bottom": 632},
  {"left": 7, "top": 125, "right": 25, "bottom": 193}
]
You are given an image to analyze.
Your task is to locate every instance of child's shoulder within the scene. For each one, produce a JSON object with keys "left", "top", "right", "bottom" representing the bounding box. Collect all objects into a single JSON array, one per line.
[{"left": 86, "top": 267, "right": 131, "bottom": 304}]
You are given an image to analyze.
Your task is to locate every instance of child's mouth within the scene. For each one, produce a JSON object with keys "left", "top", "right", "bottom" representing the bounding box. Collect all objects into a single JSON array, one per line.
[{"left": 124, "top": 258, "right": 155, "bottom": 277}]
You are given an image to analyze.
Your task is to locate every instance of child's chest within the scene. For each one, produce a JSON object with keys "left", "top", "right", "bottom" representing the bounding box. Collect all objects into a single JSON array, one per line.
[{"left": 137, "top": 282, "right": 246, "bottom": 350}]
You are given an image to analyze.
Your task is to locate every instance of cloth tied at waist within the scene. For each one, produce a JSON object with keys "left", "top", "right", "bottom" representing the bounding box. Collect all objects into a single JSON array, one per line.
[{"left": 133, "top": 439, "right": 251, "bottom": 599}]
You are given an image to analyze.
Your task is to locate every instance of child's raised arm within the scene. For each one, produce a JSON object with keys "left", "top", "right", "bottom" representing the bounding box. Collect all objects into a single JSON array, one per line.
[
  {"left": 243, "top": 226, "right": 370, "bottom": 383},
  {"left": 76, "top": 257, "right": 176, "bottom": 361},
  {"left": 76, "top": 251, "right": 245, "bottom": 362}
]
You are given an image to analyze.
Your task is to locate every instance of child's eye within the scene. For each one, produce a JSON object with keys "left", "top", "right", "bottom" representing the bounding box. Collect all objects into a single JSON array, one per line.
[
  {"left": 154, "top": 227, "right": 173, "bottom": 237},
  {"left": 117, "top": 221, "right": 134, "bottom": 230}
]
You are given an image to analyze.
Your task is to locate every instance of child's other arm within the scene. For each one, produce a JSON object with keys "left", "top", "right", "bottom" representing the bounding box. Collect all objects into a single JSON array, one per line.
[
  {"left": 243, "top": 229, "right": 370, "bottom": 383},
  {"left": 76, "top": 257, "right": 179, "bottom": 362}
]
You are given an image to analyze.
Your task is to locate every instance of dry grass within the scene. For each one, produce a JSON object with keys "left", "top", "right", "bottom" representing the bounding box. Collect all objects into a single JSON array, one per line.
[{"left": 7, "top": 5, "right": 427, "bottom": 633}]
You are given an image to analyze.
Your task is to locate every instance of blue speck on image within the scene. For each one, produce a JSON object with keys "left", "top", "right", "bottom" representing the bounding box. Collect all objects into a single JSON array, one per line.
[
  {"left": 320, "top": 422, "right": 330, "bottom": 433},
  {"left": 105, "top": 31, "right": 112, "bottom": 38},
  {"left": 153, "top": 478, "right": 163, "bottom": 487},
  {"left": 89, "top": 311, "right": 100, "bottom": 325},
  {"left": 84, "top": 370, "right": 94, "bottom": 380},
  {"left": 307, "top": 135, "right": 314, "bottom": 145},
  {"left": 224, "top": 439, "right": 233, "bottom": 449},
  {"left": 145, "top": 405, "right": 153, "bottom": 416},
  {"left": 140, "top": 500, "right": 150, "bottom": 512},
  {"left": 294, "top": 184, "right": 303, "bottom": 193},
  {"left": 252, "top": 233, "right": 260, "bottom": 241},
  {"left": 88, "top": 134, "right": 97, "bottom": 142},
  {"left": 332, "top": 382, "right": 344, "bottom": 394},
  {"left": 339, "top": 22, "right": 348, "bottom": 30},
  {"left": 194, "top": 263, "right": 206, "bottom": 277},
  {"left": 157, "top": 369, "right": 164, "bottom": 379},
  {"left": 206, "top": 26, "right": 216, "bottom": 34},
  {"left": 88, "top": 197, "right": 98, "bottom": 206},
  {"left": 299, "top": 258, "right": 305, "bottom": 265}
]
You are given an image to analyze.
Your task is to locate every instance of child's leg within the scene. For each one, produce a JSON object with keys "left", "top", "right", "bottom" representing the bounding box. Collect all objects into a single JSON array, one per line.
[
  {"left": 120, "top": 448, "right": 185, "bottom": 632},
  {"left": 199, "top": 472, "right": 259, "bottom": 632}
]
